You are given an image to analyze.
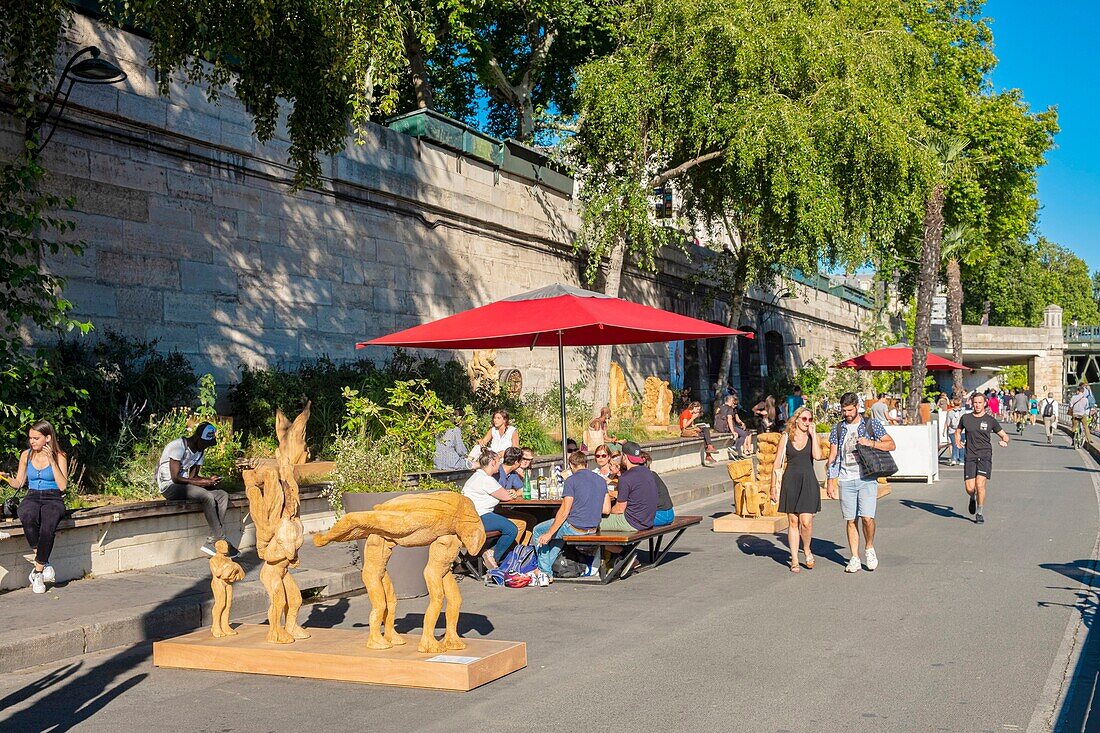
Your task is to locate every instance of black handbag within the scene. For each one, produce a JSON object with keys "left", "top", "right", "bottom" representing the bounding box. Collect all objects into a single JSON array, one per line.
[
  {"left": 855, "top": 443, "right": 898, "bottom": 479},
  {"left": 2, "top": 495, "right": 20, "bottom": 519}
]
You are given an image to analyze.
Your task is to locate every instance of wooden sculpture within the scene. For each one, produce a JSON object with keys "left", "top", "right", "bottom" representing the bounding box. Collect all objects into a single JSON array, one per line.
[
  {"left": 312, "top": 491, "right": 486, "bottom": 654},
  {"left": 468, "top": 349, "right": 498, "bottom": 391},
  {"left": 642, "top": 376, "right": 674, "bottom": 426},
  {"left": 244, "top": 403, "right": 312, "bottom": 644},
  {"left": 731, "top": 435, "right": 782, "bottom": 518},
  {"left": 609, "top": 362, "right": 634, "bottom": 415},
  {"left": 209, "top": 540, "right": 245, "bottom": 638}
]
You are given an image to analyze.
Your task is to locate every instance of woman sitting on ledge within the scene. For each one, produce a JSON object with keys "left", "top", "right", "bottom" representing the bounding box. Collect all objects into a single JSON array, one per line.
[
  {"left": 679, "top": 401, "right": 717, "bottom": 464},
  {"left": 1, "top": 420, "right": 69, "bottom": 594}
]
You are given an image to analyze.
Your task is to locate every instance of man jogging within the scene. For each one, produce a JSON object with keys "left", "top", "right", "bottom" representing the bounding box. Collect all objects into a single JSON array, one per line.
[
  {"left": 954, "top": 393, "right": 1009, "bottom": 525},
  {"left": 1039, "top": 391, "right": 1059, "bottom": 445},
  {"left": 1012, "top": 389, "right": 1030, "bottom": 433}
]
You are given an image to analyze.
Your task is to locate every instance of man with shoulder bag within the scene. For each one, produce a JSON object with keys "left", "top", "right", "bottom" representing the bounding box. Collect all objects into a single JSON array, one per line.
[{"left": 826, "top": 392, "right": 896, "bottom": 573}]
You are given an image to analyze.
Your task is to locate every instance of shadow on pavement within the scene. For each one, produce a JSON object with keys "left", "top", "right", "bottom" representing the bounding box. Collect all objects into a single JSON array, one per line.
[
  {"left": 304, "top": 597, "right": 351, "bottom": 628},
  {"left": 390, "top": 612, "right": 494, "bottom": 637},
  {"left": 899, "top": 499, "right": 968, "bottom": 520},
  {"left": 1038, "top": 559, "right": 1098, "bottom": 732}
]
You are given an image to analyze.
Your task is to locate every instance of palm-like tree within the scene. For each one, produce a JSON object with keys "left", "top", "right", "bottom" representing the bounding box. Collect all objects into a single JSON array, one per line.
[
  {"left": 907, "top": 134, "right": 969, "bottom": 423},
  {"left": 939, "top": 225, "right": 983, "bottom": 400}
]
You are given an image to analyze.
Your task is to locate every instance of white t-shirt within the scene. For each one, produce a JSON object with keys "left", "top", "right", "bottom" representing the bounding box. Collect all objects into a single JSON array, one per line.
[
  {"left": 488, "top": 425, "right": 517, "bottom": 452},
  {"left": 156, "top": 438, "right": 205, "bottom": 492},
  {"left": 462, "top": 470, "right": 503, "bottom": 516}
]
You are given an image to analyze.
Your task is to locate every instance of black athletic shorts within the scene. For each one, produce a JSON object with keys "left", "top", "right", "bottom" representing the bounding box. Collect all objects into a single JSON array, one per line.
[{"left": 964, "top": 456, "right": 992, "bottom": 480}]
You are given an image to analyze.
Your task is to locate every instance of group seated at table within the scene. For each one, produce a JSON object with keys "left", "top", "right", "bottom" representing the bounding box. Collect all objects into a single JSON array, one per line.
[{"left": 530, "top": 441, "right": 672, "bottom": 581}]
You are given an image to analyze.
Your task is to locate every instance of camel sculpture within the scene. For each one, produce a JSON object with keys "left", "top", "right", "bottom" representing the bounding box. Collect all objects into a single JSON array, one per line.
[
  {"left": 209, "top": 540, "right": 245, "bottom": 638},
  {"left": 312, "top": 491, "right": 486, "bottom": 654},
  {"left": 243, "top": 402, "right": 313, "bottom": 644}
]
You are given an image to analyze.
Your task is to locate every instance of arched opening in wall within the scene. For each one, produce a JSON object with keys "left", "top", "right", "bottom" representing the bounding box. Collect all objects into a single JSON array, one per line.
[
  {"left": 738, "top": 325, "right": 761, "bottom": 401},
  {"left": 765, "top": 331, "right": 786, "bottom": 376}
]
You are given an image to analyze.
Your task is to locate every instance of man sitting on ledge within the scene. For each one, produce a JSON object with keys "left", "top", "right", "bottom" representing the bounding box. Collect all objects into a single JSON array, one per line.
[{"left": 156, "top": 422, "right": 237, "bottom": 558}]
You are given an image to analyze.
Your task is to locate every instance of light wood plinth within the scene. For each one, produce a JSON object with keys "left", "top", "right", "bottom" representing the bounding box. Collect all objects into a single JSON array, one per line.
[
  {"left": 712, "top": 514, "right": 788, "bottom": 533},
  {"left": 153, "top": 624, "right": 526, "bottom": 691}
]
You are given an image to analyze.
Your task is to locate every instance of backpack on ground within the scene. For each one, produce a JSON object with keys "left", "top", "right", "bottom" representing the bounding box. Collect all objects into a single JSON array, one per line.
[
  {"left": 552, "top": 554, "right": 586, "bottom": 579},
  {"left": 485, "top": 543, "right": 538, "bottom": 587}
]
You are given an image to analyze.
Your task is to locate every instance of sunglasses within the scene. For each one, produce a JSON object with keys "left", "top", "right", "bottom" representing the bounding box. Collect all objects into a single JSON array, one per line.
[
  {"left": 520, "top": 457, "right": 533, "bottom": 462},
  {"left": 595, "top": 453, "right": 609, "bottom": 458},
  {"left": 799, "top": 416, "right": 812, "bottom": 422}
]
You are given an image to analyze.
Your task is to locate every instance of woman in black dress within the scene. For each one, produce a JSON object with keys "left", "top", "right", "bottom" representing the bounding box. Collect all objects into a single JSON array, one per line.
[{"left": 771, "top": 406, "right": 824, "bottom": 572}]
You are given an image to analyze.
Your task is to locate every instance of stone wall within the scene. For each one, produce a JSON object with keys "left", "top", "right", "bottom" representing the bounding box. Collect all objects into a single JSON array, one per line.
[{"left": 6, "top": 15, "right": 869, "bottom": 404}]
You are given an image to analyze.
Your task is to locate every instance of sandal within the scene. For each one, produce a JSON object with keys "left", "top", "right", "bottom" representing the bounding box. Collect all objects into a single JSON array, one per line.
[
  {"left": 789, "top": 558, "right": 800, "bottom": 573},
  {"left": 804, "top": 554, "right": 815, "bottom": 570}
]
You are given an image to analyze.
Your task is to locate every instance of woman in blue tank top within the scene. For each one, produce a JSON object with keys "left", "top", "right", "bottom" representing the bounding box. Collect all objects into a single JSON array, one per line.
[{"left": 1, "top": 420, "right": 69, "bottom": 594}]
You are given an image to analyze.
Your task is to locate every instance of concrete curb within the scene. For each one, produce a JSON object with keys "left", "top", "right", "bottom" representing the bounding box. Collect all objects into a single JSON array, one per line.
[{"left": 0, "top": 565, "right": 363, "bottom": 674}]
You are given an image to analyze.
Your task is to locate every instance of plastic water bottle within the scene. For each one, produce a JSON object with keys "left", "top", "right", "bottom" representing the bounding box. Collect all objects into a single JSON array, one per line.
[
  {"left": 536, "top": 469, "right": 546, "bottom": 499},
  {"left": 551, "top": 465, "right": 563, "bottom": 500}
]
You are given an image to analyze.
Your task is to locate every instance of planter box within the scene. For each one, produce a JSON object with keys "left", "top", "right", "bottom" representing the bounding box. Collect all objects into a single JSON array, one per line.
[
  {"left": 0, "top": 486, "right": 337, "bottom": 591},
  {"left": 341, "top": 492, "right": 429, "bottom": 600},
  {"left": 386, "top": 109, "right": 504, "bottom": 166}
]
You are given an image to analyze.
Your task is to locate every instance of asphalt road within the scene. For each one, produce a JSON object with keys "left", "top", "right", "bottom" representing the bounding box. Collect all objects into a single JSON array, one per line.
[{"left": 2, "top": 425, "right": 1097, "bottom": 733}]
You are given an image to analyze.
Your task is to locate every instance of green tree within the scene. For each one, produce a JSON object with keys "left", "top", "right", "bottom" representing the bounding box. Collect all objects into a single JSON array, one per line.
[
  {"left": 571, "top": 0, "right": 930, "bottom": 407},
  {"left": 907, "top": 134, "right": 968, "bottom": 422},
  {"left": 113, "top": 0, "right": 428, "bottom": 186}
]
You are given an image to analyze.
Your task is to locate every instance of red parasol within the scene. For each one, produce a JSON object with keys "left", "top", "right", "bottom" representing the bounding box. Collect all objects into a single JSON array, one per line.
[
  {"left": 360, "top": 283, "right": 752, "bottom": 463},
  {"left": 833, "top": 344, "right": 969, "bottom": 371}
]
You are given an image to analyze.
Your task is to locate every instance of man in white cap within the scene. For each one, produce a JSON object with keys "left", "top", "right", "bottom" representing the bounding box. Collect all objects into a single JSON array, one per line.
[{"left": 156, "top": 421, "right": 236, "bottom": 557}]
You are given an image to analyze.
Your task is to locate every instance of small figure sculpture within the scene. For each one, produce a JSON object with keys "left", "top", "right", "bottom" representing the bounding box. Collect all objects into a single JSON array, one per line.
[
  {"left": 312, "top": 491, "right": 485, "bottom": 654},
  {"left": 468, "top": 349, "right": 498, "bottom": 392},
  {"left": 609, "top": 362, "right": 633, "bottom": 415},
  {"left": 244, "top": 403, "right": 312, "bottom": 644},
  {"left": 209, "top": 540, "right": 245, "bottom": 638}
]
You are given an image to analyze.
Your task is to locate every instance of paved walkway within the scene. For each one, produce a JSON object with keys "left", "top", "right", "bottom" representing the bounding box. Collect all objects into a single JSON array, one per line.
[{"left": 0, "top": 427, "right": 1097, "bottom": 732}]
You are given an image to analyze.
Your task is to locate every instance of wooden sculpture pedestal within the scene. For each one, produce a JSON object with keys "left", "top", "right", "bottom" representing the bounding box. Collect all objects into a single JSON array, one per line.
[
  {"left": 712, "top": 514, "right": 788, "bottom": 533},
  {"left": 153, "top": 624, "right": 526, "bottom": 691}
]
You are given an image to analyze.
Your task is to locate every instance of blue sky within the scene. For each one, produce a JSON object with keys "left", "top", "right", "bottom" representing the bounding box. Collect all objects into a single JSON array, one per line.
[{"left": 985, "top": 1, "right": 1100, "bottom": 271}]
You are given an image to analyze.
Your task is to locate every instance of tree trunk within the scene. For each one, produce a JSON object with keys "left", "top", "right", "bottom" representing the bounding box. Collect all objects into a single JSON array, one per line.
[
  {"left": 946, "top": 257, "right": 964, "bottom": 399},
  {"left": 404, "top": 32, "right": 434, "bottom": 110},
  {"left": 908, "top": 183, "right": 946, "bottom": 422},
  {"left": 717, "top": 254, "right": 749, "bottom": 398},
  {"left": 591, "top": 236, "right": 626, "bottom": 415}
]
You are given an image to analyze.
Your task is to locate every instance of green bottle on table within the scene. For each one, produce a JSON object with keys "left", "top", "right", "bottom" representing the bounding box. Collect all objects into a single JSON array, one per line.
[{"left": 522, "top": 471, "right": 532, "bottom": 500}]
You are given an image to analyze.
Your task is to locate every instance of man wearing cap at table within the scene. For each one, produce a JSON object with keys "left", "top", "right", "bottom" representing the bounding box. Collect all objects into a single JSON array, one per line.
[
  {"left": 156, "top": 421, "right": 236, "bottom": 558},
  {"left": 599, "top": 441, "right": 657, "bottom": 533}
]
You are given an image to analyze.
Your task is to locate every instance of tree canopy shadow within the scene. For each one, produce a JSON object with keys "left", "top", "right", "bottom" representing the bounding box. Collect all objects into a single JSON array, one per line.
[{"left": 1038, "top": 559, "right": 1098, "bottom": 732}]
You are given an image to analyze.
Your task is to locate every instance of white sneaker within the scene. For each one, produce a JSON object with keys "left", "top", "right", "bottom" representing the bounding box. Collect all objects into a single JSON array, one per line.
[
  {"left": 42, "top": 564, "right": 55, "bottom": 583},
  {"left": 865, "top": 548, "right": 879, "bottom": 571},
  {"left": 0, "top": 530, "right": 10, "bottom": 540},
  {"left": 29, "top": 570, "right": 46, "bottom": 594},
  {"left": 530, "top": 570, "right": 551, "bottom": 587},
  {"left": 845, "top": 555, "right": 862, "bottom": 573}
]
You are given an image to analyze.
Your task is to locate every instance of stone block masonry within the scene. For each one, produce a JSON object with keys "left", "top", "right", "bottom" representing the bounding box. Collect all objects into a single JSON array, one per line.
[{"left": 10, "top": 14, "right": 868, "bottom": 400}]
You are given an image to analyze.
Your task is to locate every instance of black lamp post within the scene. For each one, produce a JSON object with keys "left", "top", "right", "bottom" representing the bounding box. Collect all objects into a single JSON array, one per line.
[{"left": 26, "top": 45, "right": 127, "bottom": 155}]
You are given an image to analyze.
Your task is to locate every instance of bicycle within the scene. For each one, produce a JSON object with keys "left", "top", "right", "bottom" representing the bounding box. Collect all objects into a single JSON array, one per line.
[{"left": 1073, "top": 418, "right": 1086, "bottom": 449}]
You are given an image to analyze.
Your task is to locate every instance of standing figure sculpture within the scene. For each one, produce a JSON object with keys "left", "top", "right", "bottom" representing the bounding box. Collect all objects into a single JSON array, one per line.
[
  {"left": 312, "top": 491, "right": 485, "bottom": 654},
  {"left": 209, "top": 540, "right": 245, "bottom": 637},
  {"left": 244, "top": 403, "right": 312, "bottom": 644}
]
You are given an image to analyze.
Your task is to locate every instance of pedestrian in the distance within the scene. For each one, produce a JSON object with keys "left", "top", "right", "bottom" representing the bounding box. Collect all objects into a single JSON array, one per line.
[
  {"left": 826, "top": 393, "right": 896, "bottom": 573},
  {"left": 945, "top": 398, "right": 966, "bottom": 465},
  {"left": 1039, "top": 391, "right": 1059, "bottom": 445},
  {"left": 772, "top": 406, "right": 824, "bottom": 572},
  {"left": 953, "top": 393, "right": 1009, "bottom": 525}
]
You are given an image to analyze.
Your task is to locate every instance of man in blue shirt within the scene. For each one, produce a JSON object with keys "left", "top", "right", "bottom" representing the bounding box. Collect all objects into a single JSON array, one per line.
[
  {"left": 532, "top": 451, "right": 611, "bottom": 582},
  {"left": 496, "top": 447, "right": 525, "bottom": 490}
]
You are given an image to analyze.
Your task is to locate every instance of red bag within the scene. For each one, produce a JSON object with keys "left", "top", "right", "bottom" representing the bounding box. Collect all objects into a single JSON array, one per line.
[{"left": 504, "top": 573, "right": 531, "bottom": 588}]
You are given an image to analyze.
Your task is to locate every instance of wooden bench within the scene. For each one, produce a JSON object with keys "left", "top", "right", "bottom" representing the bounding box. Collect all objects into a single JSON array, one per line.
[
  {"left": 562, "top": 515, "right": 702, "bottom": 584},
  {"left": 456, "top": 530, "right": 501, "bottom": 580}
]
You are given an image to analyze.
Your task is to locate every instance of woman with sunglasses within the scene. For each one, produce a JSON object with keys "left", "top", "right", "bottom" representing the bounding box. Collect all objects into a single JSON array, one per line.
[
  {"left": 771, "top": 406, "right": 824, "bottom": 572},
  {"left": 591, "top": 445, "right": 615, "bottom": 484}
]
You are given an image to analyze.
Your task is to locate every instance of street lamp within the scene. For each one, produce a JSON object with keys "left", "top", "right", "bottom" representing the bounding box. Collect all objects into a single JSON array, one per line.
[{"left": 26, "top": 45, "right": 127, "bottom": 155}]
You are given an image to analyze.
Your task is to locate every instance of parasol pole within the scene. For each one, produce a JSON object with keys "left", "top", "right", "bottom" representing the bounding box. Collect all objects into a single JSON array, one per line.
[{"left": 558, "top": 330, "right": 568, "bottom": 470}]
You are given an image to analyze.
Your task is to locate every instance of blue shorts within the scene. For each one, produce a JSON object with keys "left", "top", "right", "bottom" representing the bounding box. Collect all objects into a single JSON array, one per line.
[{"left": 839, "top": 477, "right": 878, "bottom": 520}]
